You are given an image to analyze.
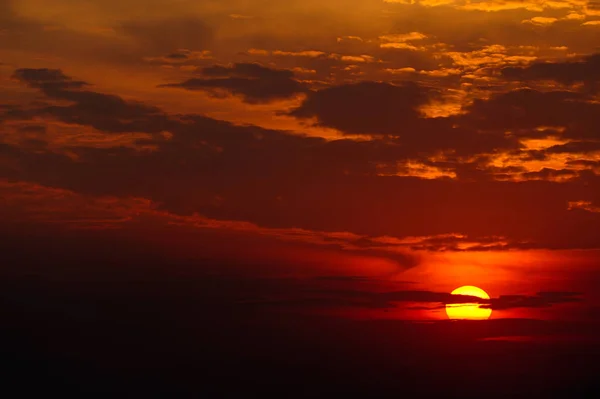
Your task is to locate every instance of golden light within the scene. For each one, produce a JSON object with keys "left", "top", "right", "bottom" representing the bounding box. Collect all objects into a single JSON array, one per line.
[{"left": 445, "top": 285, "right": 492, "bottom": 320}]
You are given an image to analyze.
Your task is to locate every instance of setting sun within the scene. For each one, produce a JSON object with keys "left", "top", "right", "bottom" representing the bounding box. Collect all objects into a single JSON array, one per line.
[{"left": 446, "top": 285, "right": 492, "bottom": 320}]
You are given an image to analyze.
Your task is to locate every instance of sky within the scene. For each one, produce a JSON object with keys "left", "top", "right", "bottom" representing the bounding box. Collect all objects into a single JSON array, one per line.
[{"left": 2, "top": 0, "right": 600, "bottom": 396}]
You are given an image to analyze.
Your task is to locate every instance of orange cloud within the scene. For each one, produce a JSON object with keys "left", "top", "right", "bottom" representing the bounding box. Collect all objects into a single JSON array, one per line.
[
  {"left": 568, "top": 200, "right": 600, "bottom": 213},
  {"left": 522, "top": 17, "right": 559, "bottom": 26}
]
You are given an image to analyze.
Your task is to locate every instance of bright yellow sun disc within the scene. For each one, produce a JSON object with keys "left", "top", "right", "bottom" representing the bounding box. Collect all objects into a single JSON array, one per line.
[{"left": 445, "top": 285, "right": 491, "bottom": 320}]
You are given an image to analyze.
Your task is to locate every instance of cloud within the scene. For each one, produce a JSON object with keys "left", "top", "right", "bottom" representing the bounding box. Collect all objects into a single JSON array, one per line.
[
  {"left": 520, "top": 168, "right": 578, "bottom": 182},
  {"left": 502, "top": 53, "right": 600, "bottom": 89},
  {"left": 461, "top": 88, "right": 600, "bottom": 133},
  {"left": 546, "top": 141, "right": 600, "bottom": 154},
  {"left": 288, "top": 81, "right": 433, "bottom": 135},
  {"left": 159, "top": 63, "right": 307, "bottom": 103},
  {"left": 242, "top": 287, "right": 584, "bottom": 311},
  {"left": 522, "top": 17, "right": 559, "bottom": 26},
  {"left": 337, "top": 36, "right": 364, "bottom": 43},
  {"left": 12, "top": 68, "right": 171, "bottom": 133},
  {"left": 396, "top": 0, "right": 587, "bottom": 12},
  {"left": 0, "top": 178, "right": 423, "bottom": 269},
  {"left": 379, "top": 32, "right": 428, "bottom": 50},
  {"left": 143, "top": 49, "right": 212, "bottom": 64},
  {"left": 241, "top": 288, "right": 490, "bottom": 309},
  {"left": 5, "top": 68, "right": 600, "bottom": 251},
  {"left": 380, "top": 42, "right": 420, "bottom": 50},
  {"left": 201, "top": 63, "right": 294, "bottom": 79},
  {"left": 0, "top": 179, "right": 153, "bottom": 230},
  {"left": 379, "top": 32, "right": 428, "bottom": 43},
  {"left": 482, "top": 292, "right": 583, "bottom": 310},
  {"left": 385, "top": 67, "right": 417, "bottom": 74},
  {"left": 568, "top": 200, "right": 600, "bottom": 213},
  {"left": 12, "top": 68, "right": 89, "bottom": 91},
  {"left": 229, "top": 14, "right": 254, "bottom": 20},
  {"left": 272, "top": 50, "right": 326, "bottom": 58},
  {"left": 337, "top": 54, "right": 376, "bottom": 63},
  {"left": 287, "top": 81, "right": 521, "bottom": 156}
]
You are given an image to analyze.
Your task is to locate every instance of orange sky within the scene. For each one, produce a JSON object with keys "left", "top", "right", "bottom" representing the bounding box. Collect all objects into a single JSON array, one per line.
[{"left": 2, "top": 0, "right": 600, "bottom": 324}]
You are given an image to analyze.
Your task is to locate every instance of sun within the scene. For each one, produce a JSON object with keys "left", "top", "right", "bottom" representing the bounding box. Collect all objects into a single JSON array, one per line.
[{"left": 445, "top": 285, "right": 492, "bottom": 320}]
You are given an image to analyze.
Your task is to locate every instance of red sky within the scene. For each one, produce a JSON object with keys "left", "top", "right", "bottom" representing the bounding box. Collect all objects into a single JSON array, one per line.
[
  {"left": 2, "top": 3, "right": 600, "bottom": 392},
  {"left": 4, "top": 1, "right": 600, "bottom": 395}
]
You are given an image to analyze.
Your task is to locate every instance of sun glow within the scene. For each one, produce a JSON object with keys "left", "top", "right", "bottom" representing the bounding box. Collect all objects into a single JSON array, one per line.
[{"left": 445, "top": 285, "right": 492, "bottom": 320}]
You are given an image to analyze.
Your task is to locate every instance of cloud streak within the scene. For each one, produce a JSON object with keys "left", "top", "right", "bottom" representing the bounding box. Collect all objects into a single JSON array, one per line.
[{"left": 159, "top": 63, "right": 307, "bottom": 103}]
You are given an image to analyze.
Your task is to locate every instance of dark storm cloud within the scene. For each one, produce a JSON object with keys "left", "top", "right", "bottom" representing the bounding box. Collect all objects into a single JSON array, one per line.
[
  {"left": 502, "top": 53, "right": 600, "bottom": 90},
  {"left": 160, "top": 63, "right": 307, "bottom": 103}
]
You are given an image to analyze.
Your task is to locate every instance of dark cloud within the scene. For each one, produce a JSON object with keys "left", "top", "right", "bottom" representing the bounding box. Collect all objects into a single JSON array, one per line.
[
  {"left": 288, "top": 81, "right": 521, "bottom": 155},
  {"left": 462, "top": 88, "right": 600, "bottom": 132},
  {"left": 502, "top": 53, "right": 600, "bottom": 91},
  {"left": 546, "top": 141, "right": 600, "bottom": 154},
  {"left": 12, "top": 68, "right": 89, "bottom": 91},
  {"left": 160, "top": 63, "right": 307, "bottom": 103},
  {"left": 242, "top": 287, "right": 583, "bottom": 311},
  {"left": 4, "top": 68, "right": 600, "bottom": 250},
  {"left": 202, "top": 63, "right": 294, "bottom": 79},
  {"left": 567, "top": 159, "right": 600, "bottom": 168},
  {"left": 483, "top": 292, "right": 583, "bottom": 310},
  {"left": 16, "top": 125, "right": 47, "bottom": 134},
  {"left": 289, "top": 81, "right": 431, "bottom": 135},
  {"left": 242, "top": 288, "right": 490, "bottom": 309},
  {"left": 12, "top": 68, "right": 170, "bottom": 133},
  {"left": 165, "top": 51, "right": 190, "bottom": 60},
  {"left": 520, "top": 168, "right": 579, "bottom": 181}
]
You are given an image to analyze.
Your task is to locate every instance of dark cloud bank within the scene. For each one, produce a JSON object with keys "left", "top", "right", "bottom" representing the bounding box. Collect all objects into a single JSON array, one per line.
[{"left": 3, "top": 66, "right": 600, "bottom": 250}]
